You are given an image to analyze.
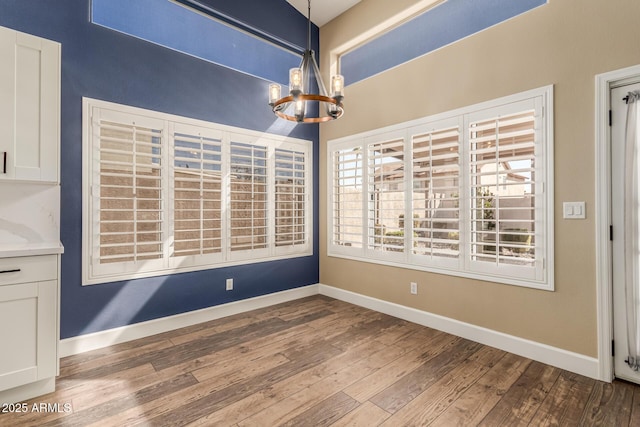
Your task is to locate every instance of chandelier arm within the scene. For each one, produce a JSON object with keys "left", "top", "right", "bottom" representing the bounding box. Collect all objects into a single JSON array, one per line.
[
  {"left": 309, "top": 52, "right": 329, "bottom": 97},
  {"left": 301, "top": 51, "right": 311, "bottom": 95}
]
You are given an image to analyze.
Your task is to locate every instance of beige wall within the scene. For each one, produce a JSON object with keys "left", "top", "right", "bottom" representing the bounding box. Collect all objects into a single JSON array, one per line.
[{"left": 319, "top": 0, "right": 640, "bottom": 357}]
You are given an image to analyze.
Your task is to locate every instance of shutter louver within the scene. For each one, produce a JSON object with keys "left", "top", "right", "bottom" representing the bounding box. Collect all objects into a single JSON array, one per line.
[
  {"left": 230, "top": 140, "right": 268, "bottom": 251},
  {"left": 98, "top": 120, "right": 163, "bottom": 264},
  {"left": 173, "top": 131, "right": 222, "bottom": 257},
  {"left": 332, "top": 147, "right": 364, "bottom": 248},
  {"left": 368, "top": 138, "right": 405, "bottom": 253},
  {"left": 275, "top": 148, "right": 306, "bottom": 247},
  {"left": 469, "top": 110, "right": 536, "bottom": 267},
  {"left": 411, "top": 125, "right": 460, "bottom": 259}
]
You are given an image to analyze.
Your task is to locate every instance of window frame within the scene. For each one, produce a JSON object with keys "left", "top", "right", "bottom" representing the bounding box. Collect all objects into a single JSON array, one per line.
[
  {"left": 82, "top": 98, "right": 313, "bottom": 286},
  {"left": 327, "top": 86, "right": 554, "bottom": 290}
]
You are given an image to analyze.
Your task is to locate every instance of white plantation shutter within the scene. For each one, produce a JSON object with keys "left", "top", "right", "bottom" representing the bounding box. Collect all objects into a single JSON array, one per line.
[
  {"left": 229, "top": 136, "right": 269, "bottom": 255},
  {"left": 171, "top": 125, "right": 223, "bottom": 265},
  {"left": 90, "top": 108, "right": 165, "bottom": 278},
  {"left": 327, "top": 86, "right": 552, "bottom": 289},
  {"left": 274, "top": 147, "right": 307, "bottom": 250},
  {"left": 367, "top": 135, "right": 405, "bottom": 255},
  {"left": 332, "top": 145, "right": 364, "bottom": 251},
  {"left": 467, "top": 98, "right": 542, "bottom": 281},
  {"left": 83, "top": 99, "right": 312, "bottom": 285},
  {"left": 410, "top": 118, "right": 461, "bottom": 265}
]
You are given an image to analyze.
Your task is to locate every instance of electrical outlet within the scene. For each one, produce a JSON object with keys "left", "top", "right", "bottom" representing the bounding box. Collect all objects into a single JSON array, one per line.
[
  {"left": 226, "top": 278, "right": 233, "bottom": 291},
  {"left": 410, "top": 282, "right": 417, "bottom": 295}
]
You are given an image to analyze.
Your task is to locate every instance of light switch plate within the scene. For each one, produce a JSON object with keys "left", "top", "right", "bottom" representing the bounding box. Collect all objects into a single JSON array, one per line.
[{"left": 563, "top": 202, "right": 586, "bottom": 219}]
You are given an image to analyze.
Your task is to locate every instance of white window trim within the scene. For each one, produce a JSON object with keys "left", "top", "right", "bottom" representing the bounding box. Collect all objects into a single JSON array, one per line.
[
  {"left": 82, "top": 97, "right": 313, "bottom": 286},
  {"left": 327, "top": 86, "right": 554, "bottom": 290}
]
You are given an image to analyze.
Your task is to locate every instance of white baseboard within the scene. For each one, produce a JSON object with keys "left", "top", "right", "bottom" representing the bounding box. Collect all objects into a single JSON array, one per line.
[
  {"left": 59, "top": 284, "right": 319, "bottom": 358},
  {"left": 59, "top": 282, "right": 601, "bottom": 381},
  {"left": 318, "top": 284, "right": 600, "bottom": 380}
]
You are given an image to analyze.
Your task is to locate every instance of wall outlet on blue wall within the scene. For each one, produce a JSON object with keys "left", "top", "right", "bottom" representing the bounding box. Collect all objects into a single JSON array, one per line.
[{"left": 226, "top": 278, "right": 234, "bottom": 291}]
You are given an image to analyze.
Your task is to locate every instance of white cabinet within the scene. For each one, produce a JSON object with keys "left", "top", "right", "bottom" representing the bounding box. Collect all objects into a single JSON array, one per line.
[
  {"left": 0, "top": 25, "right": 60, "bottom": 183},
  {"left": 0, "top": 255, "right": 59, "bottom": 403},
  {"left": 0, "top": 24, "right": 61, "bottom": 405}
]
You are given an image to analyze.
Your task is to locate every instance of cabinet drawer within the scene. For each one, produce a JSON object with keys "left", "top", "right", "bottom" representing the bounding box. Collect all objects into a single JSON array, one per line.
[{"left": 0, "top": 255, "right": 57, "bottom": 286}]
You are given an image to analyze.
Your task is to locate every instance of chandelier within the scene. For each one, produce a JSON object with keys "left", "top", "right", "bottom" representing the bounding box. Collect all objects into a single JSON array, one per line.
[{"left": 268, "top": 0, "right": 344, "bottom": 123}]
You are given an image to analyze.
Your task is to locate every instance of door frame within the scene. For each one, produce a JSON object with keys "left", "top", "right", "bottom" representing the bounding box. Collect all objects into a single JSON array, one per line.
[{"left": 595, "top": 64, "right": 640, "bottom": 382}]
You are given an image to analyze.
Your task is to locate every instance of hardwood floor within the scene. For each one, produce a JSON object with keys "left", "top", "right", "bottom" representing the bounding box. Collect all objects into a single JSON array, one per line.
[{"left": 2, "top": 295, "right": 640, "bottom": 426}]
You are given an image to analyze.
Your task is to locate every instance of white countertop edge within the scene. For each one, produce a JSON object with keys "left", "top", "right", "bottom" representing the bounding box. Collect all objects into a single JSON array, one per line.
[{"left": 0, "top": 242, "right": 64, "bottom": 258}]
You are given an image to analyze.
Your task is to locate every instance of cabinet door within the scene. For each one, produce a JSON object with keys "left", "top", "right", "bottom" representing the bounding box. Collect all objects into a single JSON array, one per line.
[
  {"left": 0, "top": 26, "right": 60, "bottom": 183},
  {"left": 0, "top": 280, "right": 57, "bottom": 392}
]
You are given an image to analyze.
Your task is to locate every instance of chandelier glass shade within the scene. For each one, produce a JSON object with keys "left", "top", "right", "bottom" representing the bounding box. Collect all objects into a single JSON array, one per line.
[{"left": 268, "top": 1, "right": 344, "bottom": 123}]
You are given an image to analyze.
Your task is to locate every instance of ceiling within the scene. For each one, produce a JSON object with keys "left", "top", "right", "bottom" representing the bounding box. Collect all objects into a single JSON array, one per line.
[{"left": 286, "top": 0, "right": 361, "bottom": 27}]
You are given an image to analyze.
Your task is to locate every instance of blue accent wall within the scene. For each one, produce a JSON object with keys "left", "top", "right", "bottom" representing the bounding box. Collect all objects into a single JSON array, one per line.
[
  {"left": 342, "top": 0, "right": 547, "bottom": 84},
  {"left": 0, "top": 0, "right": 319, "bottom": 339}
]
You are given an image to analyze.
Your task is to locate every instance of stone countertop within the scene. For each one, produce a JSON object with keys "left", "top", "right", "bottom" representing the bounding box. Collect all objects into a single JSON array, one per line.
[{"left": 0, "top": 241, "right": 64, "bottom": 258}]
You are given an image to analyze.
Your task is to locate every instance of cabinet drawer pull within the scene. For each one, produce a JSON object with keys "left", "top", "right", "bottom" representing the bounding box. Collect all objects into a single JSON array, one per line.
[
  {"left": 0, "top": 269, "right": 21, "bottom": 274},
  {"left": 2, "top": 152, "right": 6, "bottom": 174}
]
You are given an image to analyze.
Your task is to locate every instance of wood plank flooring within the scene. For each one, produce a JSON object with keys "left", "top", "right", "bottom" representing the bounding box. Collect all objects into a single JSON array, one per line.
[{"left": 2, "top": 295, "right": 639, "bottom": 426}]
